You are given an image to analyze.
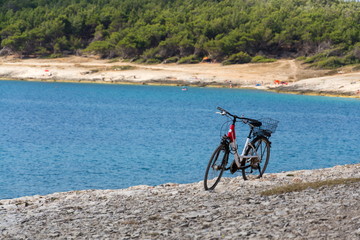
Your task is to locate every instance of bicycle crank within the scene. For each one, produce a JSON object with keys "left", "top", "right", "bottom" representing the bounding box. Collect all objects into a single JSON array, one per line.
[
  {"left": 212, "top": 165, "right": 223, "bottom": 170},
  {"left": 250, "top": 157, "right": 261, "bottom": 169}
]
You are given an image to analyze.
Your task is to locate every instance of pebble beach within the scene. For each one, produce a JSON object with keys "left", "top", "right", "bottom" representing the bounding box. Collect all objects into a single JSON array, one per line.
[{"left": 1, "top": 164, "right": 359, "bottom": 239}]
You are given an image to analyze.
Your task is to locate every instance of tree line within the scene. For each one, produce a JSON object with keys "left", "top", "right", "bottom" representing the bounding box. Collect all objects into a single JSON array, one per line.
[{"left": 0, "top": 0, "right": 359, "bottom": 68}]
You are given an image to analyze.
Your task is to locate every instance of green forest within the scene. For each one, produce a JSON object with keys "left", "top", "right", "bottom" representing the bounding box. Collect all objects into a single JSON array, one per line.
[{"left": 0, "top": 0, "right": 359, "bottom": 68}]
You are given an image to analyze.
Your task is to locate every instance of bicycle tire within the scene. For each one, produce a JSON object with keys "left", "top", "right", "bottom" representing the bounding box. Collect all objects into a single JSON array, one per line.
[
  {"left": 204, "top": 144, "right": 229, "bottom": 190},
  {"left": 241, "top": 136, "right": 270, "bottom": 180}
]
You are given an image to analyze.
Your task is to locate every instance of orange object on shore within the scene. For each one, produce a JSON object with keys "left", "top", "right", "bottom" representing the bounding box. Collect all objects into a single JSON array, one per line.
[{"left": 202, "top": 57, "right": 212, "bottom": 63}]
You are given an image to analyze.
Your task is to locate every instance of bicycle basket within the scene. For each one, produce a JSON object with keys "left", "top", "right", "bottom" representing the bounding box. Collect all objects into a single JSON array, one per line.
[{"left": 257, "top": 118, "right": 279, "bottom": 134}]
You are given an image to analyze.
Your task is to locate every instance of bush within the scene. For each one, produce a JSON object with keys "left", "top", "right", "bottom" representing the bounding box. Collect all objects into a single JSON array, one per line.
[
  {"left": 49, "top": 53, "right": 63, "bottom": 58},
  {"left": 311, "top": 56, "right": 345, "bottom": 69},
  {"left": 107, "top": 58, "right": 120, "bottom": 63},
  {"left": 303, "top": 55, "right": 319, "bottom": 64},
  {"left": 134, "top": 58, "right": 146, "bottom": 64},
  {"left": 304, "top": 47, "right": 346, "bottom": 64},
  {"left": 344, "top": 53, "right": 360, "bottom": 65},
  {"left": 111, "top": 65, "right": 136, "bottom": 71},
  {"left": 343, "top": 45, "right": 360, "bottom": 65},
  {"left": 142, "top": 47, "right": 163, "bottom": 60},
  {"left": 163, "top": 56, "right": 179, "bottom": 63},
  {"left": 222, "top": 52, "right": 251, "bottom": 65},
  {"left": 251, "top": 55, "right": 277, "bottom": 63},
  {"left": 83, "top": 41, "right": 114, "bottom": 58},
  {"left": 178, "top": 55, "right": 201, "bottom": 64},
  {"left": 352, "top": 65, "right": 360, "bottom": 71},
  {"left": 296, "top": 56, "right": 307, "bottom": 61},
  {"left": 145, "top": 58, "right": 162, "bottom": 64}
]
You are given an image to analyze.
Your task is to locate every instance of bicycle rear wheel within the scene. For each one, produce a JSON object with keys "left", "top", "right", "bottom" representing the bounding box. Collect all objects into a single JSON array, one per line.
[
  {"left": 241, "top": 136, "right": 270, "bottom": 180},
  {"left": 204, "top": 144, "right": 229, "bottom": 190}
]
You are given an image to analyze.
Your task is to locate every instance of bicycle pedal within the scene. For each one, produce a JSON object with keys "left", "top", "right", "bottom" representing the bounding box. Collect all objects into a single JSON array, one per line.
[
  {"left": 250, "top": 158, "right": 260, "bottom": 169},
  {"left": 229, "top": 162, "right": 238, "bottom": 174},
  {"left": 213, "top": 165, "right": 222, "bottom": 170}
]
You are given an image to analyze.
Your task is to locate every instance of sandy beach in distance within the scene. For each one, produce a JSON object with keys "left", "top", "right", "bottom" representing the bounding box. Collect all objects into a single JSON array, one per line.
[{"left": 0, "top": 55, "right": 359, "bottom": 98}]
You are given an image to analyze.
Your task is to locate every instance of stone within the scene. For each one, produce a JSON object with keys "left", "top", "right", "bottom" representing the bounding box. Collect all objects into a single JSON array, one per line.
[{"left": 0, "top": 164, "right": 359, "bottom": 239}]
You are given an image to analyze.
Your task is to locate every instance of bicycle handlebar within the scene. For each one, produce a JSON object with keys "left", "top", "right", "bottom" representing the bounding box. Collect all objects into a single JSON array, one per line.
[{"left": 216, "top": 107, "right": 261, "bottom": 126}]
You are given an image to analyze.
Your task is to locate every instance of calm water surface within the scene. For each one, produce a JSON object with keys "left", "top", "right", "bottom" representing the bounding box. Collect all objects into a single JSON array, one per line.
[{"left": 0, "top": 80, "right": 359, "bottom": 199}]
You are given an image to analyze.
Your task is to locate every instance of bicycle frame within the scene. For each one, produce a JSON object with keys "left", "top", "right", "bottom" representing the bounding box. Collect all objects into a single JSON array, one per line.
[{"left": 227, "top": 118, "right": 259, "bottom": 169}]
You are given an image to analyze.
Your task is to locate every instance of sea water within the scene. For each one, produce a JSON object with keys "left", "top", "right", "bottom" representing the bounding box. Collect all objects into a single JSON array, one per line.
[{"left": 0, "top": 80, "right": 359, "bottom": 199}]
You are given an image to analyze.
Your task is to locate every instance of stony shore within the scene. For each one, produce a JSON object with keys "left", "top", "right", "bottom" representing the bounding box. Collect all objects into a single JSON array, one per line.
[{"left": 1, "top": 164, "right": 359, "bottom": 239}]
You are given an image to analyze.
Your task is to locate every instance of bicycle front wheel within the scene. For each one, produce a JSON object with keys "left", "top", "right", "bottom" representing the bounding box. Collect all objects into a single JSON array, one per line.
[
  {"left": 241, "top": 136, "right": 270, "bottom": 180},
  {"left": 204, "top": 144, "right": 229, "bottom": 190}
]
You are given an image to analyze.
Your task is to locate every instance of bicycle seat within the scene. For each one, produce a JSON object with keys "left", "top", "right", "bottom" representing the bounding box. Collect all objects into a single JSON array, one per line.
[{"left": 250, "top": 121, "right": 262, "bottom": 127}]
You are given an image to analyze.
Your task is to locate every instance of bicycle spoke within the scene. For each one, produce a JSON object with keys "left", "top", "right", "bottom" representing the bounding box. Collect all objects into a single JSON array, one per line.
[
  {"left": 242, "top": 137, "right": 270, "bottom": 180},
  {"left": 204, "top": 144, "right": 229, "bottom": 190}
]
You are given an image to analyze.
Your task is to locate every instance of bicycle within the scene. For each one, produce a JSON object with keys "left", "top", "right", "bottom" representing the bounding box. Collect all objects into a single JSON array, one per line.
[{"left": 204, "top": 107, "right": 279, "bottom": 190}]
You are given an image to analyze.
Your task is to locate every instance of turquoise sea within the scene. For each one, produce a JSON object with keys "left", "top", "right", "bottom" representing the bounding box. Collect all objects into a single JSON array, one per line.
[{"left": 0, "top": 80, "right": 359, "bottom": 199}]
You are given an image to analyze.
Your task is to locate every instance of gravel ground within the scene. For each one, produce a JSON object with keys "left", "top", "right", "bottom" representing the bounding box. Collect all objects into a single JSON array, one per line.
[{"left": 1, "top": 164, "right": 359, "bottom": 239}]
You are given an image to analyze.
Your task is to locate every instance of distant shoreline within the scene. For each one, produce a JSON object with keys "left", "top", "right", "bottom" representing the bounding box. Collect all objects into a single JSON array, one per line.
[
  {"left": 1, "top": 56, "right": 359, "bottom": 99},
  {"left": 1, "top": 77, "right": 359, "bottom": 99},
  {"left": 0, "top": 76, "right": 256, "bottom": 89}
]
